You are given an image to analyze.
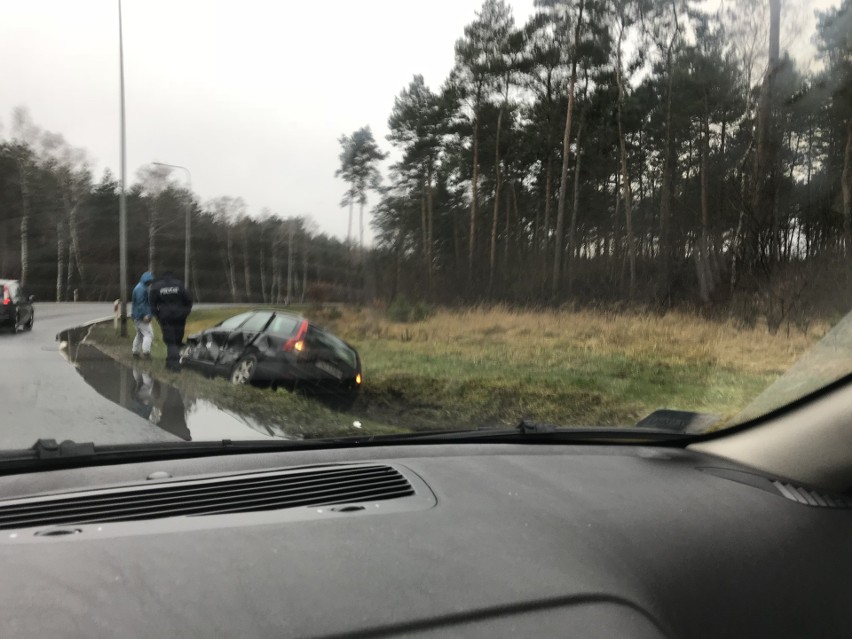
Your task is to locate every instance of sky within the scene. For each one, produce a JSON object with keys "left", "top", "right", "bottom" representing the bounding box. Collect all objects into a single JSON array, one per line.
[{"left": 0, "top": 0, "right": 836, "bottom": 243}]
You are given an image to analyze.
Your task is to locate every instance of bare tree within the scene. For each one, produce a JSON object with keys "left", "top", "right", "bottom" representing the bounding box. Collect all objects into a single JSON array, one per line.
[
  {"left": 844, "top": 121, "right": 852, "bottom": 261},
  {"left": 206, "top": 196, "right": 246, "bottom": 302},
  {"left": 10, "top": 107, "right": 40, "bottom": 287},
  {"left": 613, "top": 0, "right": 637, "bottom": 299},
  {"left": 551, "top": 0, "right": 586, "bottom": 298},
  {"left": 649, "top": 0, "right": 687, "bottom": 302},
  {"left": 41, "top": 132, "right": 91, "bottom": 299},
  {"left": 136, "top": 164, "right": 176, "bottom": 274},
  {"left": 238, "top": 217, "right": 253, "bottom": 301}
]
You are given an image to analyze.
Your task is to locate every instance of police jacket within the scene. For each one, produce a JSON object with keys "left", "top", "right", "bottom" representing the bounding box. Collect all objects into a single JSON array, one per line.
[{"left": 149, "top": 274, "right": 193, "bottom": 322}]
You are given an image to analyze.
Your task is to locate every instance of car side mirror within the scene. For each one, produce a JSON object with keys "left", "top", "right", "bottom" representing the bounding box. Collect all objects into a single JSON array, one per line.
[{"left": 28, "top": 295, "right": 35, "bottom": 302}]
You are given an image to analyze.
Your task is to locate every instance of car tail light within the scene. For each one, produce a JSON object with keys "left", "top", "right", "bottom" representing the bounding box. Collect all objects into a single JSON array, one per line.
[
  {"left": 2, "top": 285, "right": 9, "bottom": 305},
  {"left": 355, "top": 373, "right": 362, "bottom": 385},
  {"left": 283, "top": 320, "right": 308, "bottom": 352}
]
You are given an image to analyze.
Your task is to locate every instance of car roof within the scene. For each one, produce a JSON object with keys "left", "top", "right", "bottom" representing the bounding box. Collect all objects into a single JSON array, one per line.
[
  {"left": 218, "top": 309, "right": 306, "bottom": 330},
  {"left": 249, "top": 309, "right": 306, "bottom": 321},
  {"left": 0, "top": 279, "right": 20, "bottom": 284}
]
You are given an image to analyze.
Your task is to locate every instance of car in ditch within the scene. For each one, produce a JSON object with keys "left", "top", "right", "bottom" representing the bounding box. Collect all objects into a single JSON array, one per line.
[
  {"left": 0, "top": 279, "right": 34, "bottom": 333},
  {"left": 180, "top": 310, "right": 362, "bottom": 397}
]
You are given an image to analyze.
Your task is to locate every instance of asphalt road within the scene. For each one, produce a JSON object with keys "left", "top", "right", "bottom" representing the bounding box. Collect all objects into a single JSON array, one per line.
[{"left": 0, "top": 303, "right": 180, "bottom": 450}]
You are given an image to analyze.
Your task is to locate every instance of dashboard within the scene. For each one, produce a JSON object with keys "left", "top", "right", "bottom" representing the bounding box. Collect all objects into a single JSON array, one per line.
[{"left": 0, "top": 442, "right": 849, "bottom": 638}]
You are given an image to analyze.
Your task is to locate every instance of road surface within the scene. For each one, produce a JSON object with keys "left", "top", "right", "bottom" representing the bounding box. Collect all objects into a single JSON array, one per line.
[{"left": 0, "top": 303, "right": 179, "bottom": 449}]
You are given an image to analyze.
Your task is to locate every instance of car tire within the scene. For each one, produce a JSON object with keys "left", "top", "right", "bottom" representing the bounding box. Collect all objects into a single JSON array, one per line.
[{"left": 230, "top": 355, "right": 258, "bottom": 385}]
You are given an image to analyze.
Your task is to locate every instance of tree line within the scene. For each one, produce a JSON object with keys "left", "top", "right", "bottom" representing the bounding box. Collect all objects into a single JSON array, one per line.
[
  {"left": 1, "top": 0, "right": 850, "bottom": 329},
  {"left": 360, "top": 0, "right": 851, "bottom": 326},
  {"left": 0, "top": 107, "right": 360, "bottom": 305}
]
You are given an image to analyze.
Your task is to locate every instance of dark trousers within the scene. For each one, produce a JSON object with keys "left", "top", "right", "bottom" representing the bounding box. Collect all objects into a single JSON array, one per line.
[{"left": 160, "top": 319, "right": 186, "bottom": 370}]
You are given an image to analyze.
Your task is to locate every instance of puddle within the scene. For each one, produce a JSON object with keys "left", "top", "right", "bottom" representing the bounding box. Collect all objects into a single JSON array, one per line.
[{"left": 58, "top": 326, "right": 297, "bottom": 442}]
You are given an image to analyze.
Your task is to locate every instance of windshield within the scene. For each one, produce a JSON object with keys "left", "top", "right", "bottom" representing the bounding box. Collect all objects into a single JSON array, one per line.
[{"left": 0, "top": 0, "right": 850, "bottom": 449}]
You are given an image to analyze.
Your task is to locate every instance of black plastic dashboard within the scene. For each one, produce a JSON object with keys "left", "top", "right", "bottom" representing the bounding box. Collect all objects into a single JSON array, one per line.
[{"left": 0, "top": 443, "right": 849, "bottom": 638}]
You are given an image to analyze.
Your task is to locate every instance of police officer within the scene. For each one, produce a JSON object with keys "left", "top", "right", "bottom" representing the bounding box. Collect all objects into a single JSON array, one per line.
[{"left": 149, "top": 271, "right": 193, "bottom": 372}]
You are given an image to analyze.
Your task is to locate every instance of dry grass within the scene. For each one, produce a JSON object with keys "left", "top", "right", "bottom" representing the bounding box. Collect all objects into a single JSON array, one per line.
[
  {"left": 90, "top": 304, "right": 831, "bottom": 434},
  {"left": 326, "top": 305, "right": 826, "bottom": 377},
  {"left": 310, "top": 304, "right": 829, "bottom": 428}
]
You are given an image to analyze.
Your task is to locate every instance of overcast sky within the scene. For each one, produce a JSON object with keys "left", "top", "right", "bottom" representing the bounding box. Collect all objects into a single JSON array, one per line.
[{"left": 0, "top": 0, "right": 835, "bottom": 242}]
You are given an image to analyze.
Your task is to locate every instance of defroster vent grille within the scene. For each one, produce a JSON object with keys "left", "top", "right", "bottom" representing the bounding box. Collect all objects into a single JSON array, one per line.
[
  {"left": 0, "top": 464, "right": 416, "bottom": 531},
  {"left": 772, "top": 481, "right": 852, "bottom": 508}
]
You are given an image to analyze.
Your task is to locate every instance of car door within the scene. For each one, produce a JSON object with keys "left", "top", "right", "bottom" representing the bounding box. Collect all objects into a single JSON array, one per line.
[
  {"left": 218, "top": 311, "right": 274, "bottom": 370},
  {"left": 197, "top": 312, "right": 254, "bottom": 369}
]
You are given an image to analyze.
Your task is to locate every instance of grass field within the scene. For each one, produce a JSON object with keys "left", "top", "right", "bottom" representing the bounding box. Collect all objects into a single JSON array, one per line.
[
  {"left": 326, "top": 305, "right": 828, "bottom": 429},
  {"left": 88, "top": 304, "right": 829, "bottom": 436}
]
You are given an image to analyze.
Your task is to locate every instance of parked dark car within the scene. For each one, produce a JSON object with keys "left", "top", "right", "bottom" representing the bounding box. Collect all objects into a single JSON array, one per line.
[
  {"left": 181, "top": 310, "right": 362, "bottom": 397},
  {"left": 0, "top": 279, "right": 34, "bottom": 333}
]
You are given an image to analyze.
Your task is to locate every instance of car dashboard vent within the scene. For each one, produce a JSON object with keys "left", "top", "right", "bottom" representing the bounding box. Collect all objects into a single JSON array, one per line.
[
  {"left": 772, "top": 481, "right": 852, "bottom": 509},
  {"left": 0, "top": 464, "right": 418, "bottom": 531}
]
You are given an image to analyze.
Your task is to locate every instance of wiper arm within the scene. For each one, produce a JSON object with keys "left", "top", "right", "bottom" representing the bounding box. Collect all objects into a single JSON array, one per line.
[
  {"left": 357, "top": 421, "right": 697, "bottom": 445},
  {"left": 516, "top": 420, "right": 557, "bottom": 434},
  {"left": 31, "top": 438, "right": 96, "bottom": 460},
  {"left": 0, "top": 437, "right": 369, "bottom": 474},
  {"left": 1, "top": 422, "right": 699, "bottom": 474},
  {"left": 635, "top": 410, "right": 721, "bottom": 434}
]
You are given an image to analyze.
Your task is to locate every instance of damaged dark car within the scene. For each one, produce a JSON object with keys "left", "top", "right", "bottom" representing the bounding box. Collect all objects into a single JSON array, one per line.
[{"left": 180, "top": 310, "right": 362, "bottom": 397}]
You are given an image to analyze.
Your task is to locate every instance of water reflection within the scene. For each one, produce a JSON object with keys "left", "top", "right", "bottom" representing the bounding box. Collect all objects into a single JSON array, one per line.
[
  {"left": 60, "top": 326, "right": 297, "bottom": 441},
  {"left": 130, "top": 368, "right": 191, "bottom": 440}
]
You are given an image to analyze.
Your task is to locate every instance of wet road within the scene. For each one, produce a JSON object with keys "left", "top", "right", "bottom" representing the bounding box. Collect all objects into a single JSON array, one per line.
[{"left": 0, "top": 303, "right": 180, "bottom": 449}]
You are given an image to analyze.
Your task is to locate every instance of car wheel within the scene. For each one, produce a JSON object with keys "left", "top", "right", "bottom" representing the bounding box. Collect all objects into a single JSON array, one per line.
[{"left": 230, "top": 356, "right": 258, "bottom": 385}]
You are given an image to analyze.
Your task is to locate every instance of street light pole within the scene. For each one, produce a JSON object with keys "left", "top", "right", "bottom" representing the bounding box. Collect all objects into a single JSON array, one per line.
[
  {"left": 118, "top": 0, "right": 128, "bottom": 337},
  {"left": 152, "top": 162, "right": 192, "bottom": 284}
]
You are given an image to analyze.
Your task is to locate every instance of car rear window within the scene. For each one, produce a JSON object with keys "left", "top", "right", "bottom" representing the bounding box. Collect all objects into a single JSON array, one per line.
[
  {"left": 268, "top": 314, "right": 301, "bottom": 337},
  {"left": 308, "top": 327, "right": 357, "bottom": 369}
]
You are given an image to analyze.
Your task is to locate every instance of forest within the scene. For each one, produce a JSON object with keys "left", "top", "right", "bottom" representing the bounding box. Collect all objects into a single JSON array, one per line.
[{"left": 1, "top": 0, "right": 850, "bottom": 329}]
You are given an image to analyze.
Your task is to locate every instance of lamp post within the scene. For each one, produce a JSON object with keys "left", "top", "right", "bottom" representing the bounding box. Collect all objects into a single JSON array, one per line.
[
  {"left": 117, "top": 0, "right": 128, "bottom": 336},
  {"left": 152, "top": 162, "right": 192, "bottom": 284}
]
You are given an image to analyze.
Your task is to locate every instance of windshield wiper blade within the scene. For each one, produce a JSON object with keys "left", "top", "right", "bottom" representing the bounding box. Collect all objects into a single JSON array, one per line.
[
  {"left": 0, "top": 423, "right": 698, "bottom": 473},
  {"left": 355, "top": 422, "right": 698, "bottom": 445},
  {"left": 0, "top": 437, "right": 369, "bottom": 473}
]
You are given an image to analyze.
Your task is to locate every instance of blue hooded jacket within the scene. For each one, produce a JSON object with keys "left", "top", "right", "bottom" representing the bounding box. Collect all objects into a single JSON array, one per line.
[{"left": 131, "top": 271, "right": 154, "bottom": 320}]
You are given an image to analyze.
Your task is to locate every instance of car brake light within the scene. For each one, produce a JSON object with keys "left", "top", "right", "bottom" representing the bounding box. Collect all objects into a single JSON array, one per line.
[
  {"left": 355, "top": 373, "right": 362, "bottom": 385},
  {"left": 283, "top": 320, "right": 308, "bottom": 352},
  {"left": 2, "top": 286, "right": 9, "bottom": 305}
]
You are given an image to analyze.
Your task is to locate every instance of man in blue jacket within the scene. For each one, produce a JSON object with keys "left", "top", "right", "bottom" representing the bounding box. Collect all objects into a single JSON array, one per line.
[{"left": 131, "top": 271, "right": 155, "bottom": 358}]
